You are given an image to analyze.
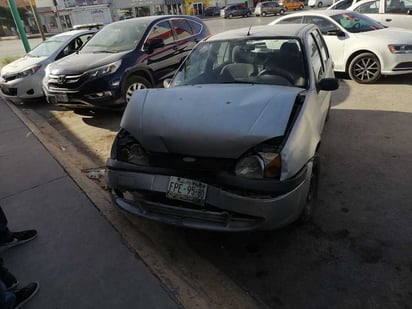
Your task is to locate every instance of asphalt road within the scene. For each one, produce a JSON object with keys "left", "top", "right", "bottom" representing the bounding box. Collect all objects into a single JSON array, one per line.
[{"left": 3, "top": 15, "right": 412, "bottom": 308}]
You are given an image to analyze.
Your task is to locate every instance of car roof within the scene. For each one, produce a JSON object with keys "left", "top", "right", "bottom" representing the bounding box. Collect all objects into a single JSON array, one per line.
[
  {"left": 50, "top": 29, "right": 97, "bottom": 39},
  {"left": 275, "top": 9, "right": 349, "bottom": 18},
  {"left": 109, "top": 15, "right": 202, "bottom": 26},
  {"left": 347, "top": 0, "right": 374, "bottom": 8},
  {"left": 206, "top": 24, "right": 314, "bottom": 42}
]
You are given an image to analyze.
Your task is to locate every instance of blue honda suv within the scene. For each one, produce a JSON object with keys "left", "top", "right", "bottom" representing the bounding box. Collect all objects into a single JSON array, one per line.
[{"left": 42, "top": 15, "right": 210, "bottom": 109}]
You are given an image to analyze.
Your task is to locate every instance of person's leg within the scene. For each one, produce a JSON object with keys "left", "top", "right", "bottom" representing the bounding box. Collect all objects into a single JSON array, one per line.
[
  {"left": 0, "top": 207, "right": 12, "bottom": 244},
  {"left": 0, "top": 206, "right": 38, "bottom": 251},
  {"left": 0, "top": 259, "right": 18, "bottom": 290},
  {"left": 0, "top": 280, "right": 16, "bottom": 309}
]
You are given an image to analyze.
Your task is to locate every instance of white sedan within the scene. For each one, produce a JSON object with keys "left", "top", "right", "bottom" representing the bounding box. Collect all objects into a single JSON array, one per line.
[
  {"left": 0, "top": 28, "right": 98, "bottom": 103},
  {"left": 270, "top": 10, "right": 412, "bottom": 83},
  {"left": 347, "top": 0, "right": 412, "bottom": 30}
]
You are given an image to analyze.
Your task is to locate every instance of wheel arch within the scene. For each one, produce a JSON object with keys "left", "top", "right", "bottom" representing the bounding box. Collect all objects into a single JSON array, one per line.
[
  {"left": 345, "top": 49, "right": 381, "bottom": 74},
  {"left": 122, "top": 68, "right": 154, "bottom": 91}
]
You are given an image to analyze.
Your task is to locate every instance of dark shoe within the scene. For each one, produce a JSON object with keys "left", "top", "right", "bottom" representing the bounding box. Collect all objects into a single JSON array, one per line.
[
  {"left": 0, "top": 230, "right": 37, "bottom": 251},
  {"left": 0, "top": 266, "right": 19, "bottom": 290},
  {"left": 14, "top": 282, "right": 39, "bottom": 309}
]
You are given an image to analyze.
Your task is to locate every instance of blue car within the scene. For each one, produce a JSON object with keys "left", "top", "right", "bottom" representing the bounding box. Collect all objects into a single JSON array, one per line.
[{"left": 42, "top": 15, "right": 210, "bottom": 109}]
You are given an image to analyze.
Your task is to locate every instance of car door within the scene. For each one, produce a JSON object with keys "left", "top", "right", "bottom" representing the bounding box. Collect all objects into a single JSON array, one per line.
[
  {"left": 142, "top": 20, "right": 180, "bottom": 82},
  {"left": 308, "top": 29, "right": 332, "bottom": 131},
  {"left": 381, "top": 0, "right": 412, "bottom": 29},
  {"left": 303, "top": 16, "right": 346, "bottom": 70}
]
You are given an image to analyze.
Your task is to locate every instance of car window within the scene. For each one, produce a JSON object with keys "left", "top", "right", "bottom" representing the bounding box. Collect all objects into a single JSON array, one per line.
[
  {"left": 59, "top": 33, "right": 91, "bottom": 59},
  {"left": 172, "top": 19, "right": 193, "bottom": 40},
  {"left": 354, "top": 0, "right": 380, "bottom": 13},
  {"left": 330, "top": 12, "right": 384, "bottom": 32},
  {"left": 312, "top": 29, "right": 330, "bottom": 68},
  {"left": 82, "top": 20, "right": 147, "bottom": 53},
  {"left": 28, "top": 35, "right": 72, "bottom": 57},
  {"left": 386, "top": 0, "right": 410, "bottom": 13},
  {"left": 304, "top": 16, "right": 339, "bottom": 34},
  {"left": 308, "top": 34, "right": 324, "bottom": 83},
  {"left": 172, "top": 38, "right": 307, "bottom": 88},
  {"left": 332, "top": 0, "right": 354, "bottom": 9},
  {"left": 187, "top": 19, "right": 203, "bottom": 35},
  {"left": 147, "top": 21, "right": 174, "bottom": 45}
]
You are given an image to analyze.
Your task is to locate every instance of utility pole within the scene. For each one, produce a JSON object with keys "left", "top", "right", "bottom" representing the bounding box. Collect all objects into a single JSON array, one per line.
[
  {"left": 29, "top": 0, "right": 46, "bottom": 41},
  {"left": 7, "top": 0, "right": 31, "bottom": 52}
]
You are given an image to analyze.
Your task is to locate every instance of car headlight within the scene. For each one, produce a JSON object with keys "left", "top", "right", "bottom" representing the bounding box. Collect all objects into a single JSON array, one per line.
[
  {"left": 113, "top": 129, "right": 148, "bottom": 166},
  {"left": 235, "top": 152, "right": 281, "bottom": 179},
  {"left": 87, "top": 60, "right": 121, "bottom": 78},
  {"left": 17, "top": 65, "right": 41, "bottom": 78},
  {"left": 388, "top": 44, "right": 412, "bottom": 54}
]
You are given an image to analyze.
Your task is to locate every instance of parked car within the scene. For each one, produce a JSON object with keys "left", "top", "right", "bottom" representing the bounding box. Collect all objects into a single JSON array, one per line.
[
  {"left": 106, "top": 24, "right": 339, "bottom": 231},
  {"left": 328, "top": 0, "right": 358, "bottom": 10},
  {"left": 308, "top": 0, "right": 334, "bottom": 7},
  {"left": 0, "top": 27, "right": 99, "bottom": 103},
  {"left": 204, "top": 6, "right": 221, "bottom": 16},
  {"left": 280, "top": 0, "right": 305, "bottom": 10},
  {"left": 255, "top": 1, "right": 286, "bottom": 16},
  {"left": 347, "top": 0, "right": 412, "bottom": 30},
  {"left": 270, "top": 10, "right": 412, "bottom": 83},
  {"left": 42, "top": 15, "right": 210, "bottom": 109},
  {"left": 220, "top": 4, "right": 252, "bottom": 18}
]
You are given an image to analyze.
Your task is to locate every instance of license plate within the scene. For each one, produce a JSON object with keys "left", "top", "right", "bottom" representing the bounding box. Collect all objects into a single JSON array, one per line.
[
  {"left": 55, "top": 93, "right": 68, "bottom": 102},
  {"left": 166, "top": 176, "right": 207, "bottom": 206}
]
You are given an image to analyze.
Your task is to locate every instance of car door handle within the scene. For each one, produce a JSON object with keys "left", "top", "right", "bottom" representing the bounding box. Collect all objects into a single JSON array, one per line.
[{"left": 385, "top": 18, "right": 392, "bottom": 21}]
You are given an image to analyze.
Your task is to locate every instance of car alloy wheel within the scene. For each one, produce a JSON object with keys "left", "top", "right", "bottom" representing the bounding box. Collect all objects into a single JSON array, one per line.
[
  {"left": 124, "top": 76, "right": 151, "bottom": 104},
  {"left": 280, "top": 9, "right": 285, "bottom": 14},
  {"left": 348, "top": 52, "right": 381, "bottom": 84},
  {"left": 228, "top": 13, "right": 233, "bottom": 18},
  {"left": 262, "top": 11, "right": 267, "bottom": 16},
  {"left": 317, "top": 2, "right": 323, "bottom": 7}
]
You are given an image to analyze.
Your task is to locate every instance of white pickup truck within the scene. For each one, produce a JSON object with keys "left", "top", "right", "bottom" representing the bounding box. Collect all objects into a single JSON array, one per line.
[{"left": 347, "top": 0, "right": 412, "bottom": 30}]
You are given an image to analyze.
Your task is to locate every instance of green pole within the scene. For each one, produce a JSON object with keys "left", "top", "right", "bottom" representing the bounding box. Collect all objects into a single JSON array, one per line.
[{"left": 7, "top": 0, "right": 31, "bottom": 53}]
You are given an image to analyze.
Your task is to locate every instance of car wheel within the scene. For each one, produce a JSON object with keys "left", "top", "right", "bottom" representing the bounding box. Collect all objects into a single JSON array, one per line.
[
  {"left": 299, "top": 5, "right": 304, "bottom": 9},
  {"left": 348, "top": 52, "right": 381, "bottom": 84},
  {"left": 247, "top": 12, "right": 251, "bottom": 17},
  {"left": 317, "top": 2, "right": 323, "bottom": 7},
  {"left": 280, "top": 9, "right": 285, "bottom": 14},
  {"left": 262, "top": 11, "right": 267, "bottom": 16},
  {"left": 124, "top": 76, "right": 151, "bottom": 104},
  {"left": 228, "top": 13, "right": 233, "bottom": 18},
  {"left": 297, "top": 156, "right": 319, "bottom": 223}
]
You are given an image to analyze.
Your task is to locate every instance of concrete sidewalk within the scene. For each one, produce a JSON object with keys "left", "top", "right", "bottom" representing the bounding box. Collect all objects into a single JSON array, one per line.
[{"left": 0, "top": 98, "right": 181, "bottom": 308}]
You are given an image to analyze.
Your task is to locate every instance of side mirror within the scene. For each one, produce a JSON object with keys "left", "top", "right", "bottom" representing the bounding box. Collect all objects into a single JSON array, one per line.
[
  {"left": 325, "top": 29, "right": 346, "bottom": 37},
  {"left": 146, "top": 38, "right": 165, "bottom": 53},
  {"left": 318, "top": 78, "right": 339, "bottom": 91},
  {"left": 163, "top": 78, "right": 172, "bottom": 88}
]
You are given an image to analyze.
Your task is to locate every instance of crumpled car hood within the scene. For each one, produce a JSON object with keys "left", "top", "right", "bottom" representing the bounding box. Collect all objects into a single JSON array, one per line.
[{"left": 121, "top": 84, "right": 303, "bottom": 158}]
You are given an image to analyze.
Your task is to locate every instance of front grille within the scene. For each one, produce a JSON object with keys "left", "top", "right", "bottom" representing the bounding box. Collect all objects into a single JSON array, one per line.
[
  {"left": 48, "top": 73, "right": 84, "bottom": 90},
  {"left": 148, "top": 152, "right": 236, "bottom": 173},
  {"left": 128, "top": 190, "right": 262, "bottom": 227}
]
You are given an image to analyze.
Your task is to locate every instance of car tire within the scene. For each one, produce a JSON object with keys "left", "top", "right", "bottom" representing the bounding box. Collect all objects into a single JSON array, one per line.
[
  {"left": 317, "top": 2, "right": 323, "bottom": 7},
  {"left": 297, "top": 156, "right": 319, "bottom": 223},
  {"left": 348, "top": 52, "right": 381, "bottom": 84},
  {"left": 228, "top": 13, "right": 233, "bottom": 18},
  {"left": 123, "top": 76, "right": 151, "bottom": 104},
  {"left": 247, "top": 12, "right": 251, "bottom": 17},
  {"left": 280, "top": 9, "right": 285, "bottom": 14},
  {"left": 262, "top": 11, "right": 267, "bottom": 16},
  {"left": 299, "top": 5, "right": 304, "bottom": 9}
]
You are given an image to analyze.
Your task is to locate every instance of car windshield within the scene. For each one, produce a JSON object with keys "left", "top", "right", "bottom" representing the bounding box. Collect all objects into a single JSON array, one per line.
[
  {"left": 330, "top": 12, "right": 384, "bottom": 33},
  {"left": 171, "top": 38, "right": 307, "bottom": 88},
  {"left": 81, "top": 20, "right": 148, "bottom": 53},
  {"left": 28, "top": 35, "right": 72, "bottom": 57}
]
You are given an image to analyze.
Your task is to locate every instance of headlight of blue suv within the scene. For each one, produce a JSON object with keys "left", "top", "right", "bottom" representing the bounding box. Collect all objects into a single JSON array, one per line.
[
  {"left": 388, "top": 44, "right": 412, "bottom": 54},
  {"left": 87, "top": 60, "right": 122, "bottom": 78},
  {"left": 17, "top": 65, "right": 41, "bottom": 78}
]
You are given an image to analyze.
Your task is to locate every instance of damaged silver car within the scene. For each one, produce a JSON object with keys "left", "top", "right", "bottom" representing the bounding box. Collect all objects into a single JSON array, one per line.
[{"left": 106, "top": 24, "right": 339, "bottom": 231}]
